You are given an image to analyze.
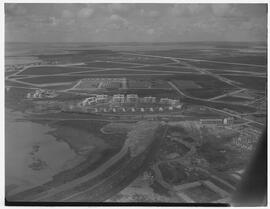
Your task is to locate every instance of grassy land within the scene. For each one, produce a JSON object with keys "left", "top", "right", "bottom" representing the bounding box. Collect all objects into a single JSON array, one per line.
[
  {"left": 18, "top": 66, "right": 100, "bottom": 75},
  {"left": 216, "top": 96, "right": 252, "bottom": 103},
  {"left": 223, "top": 75, "right": 267, "bottom": 91},
  {"left": 184, "top": 184, "right": 221, "bottom": 203},
  {"left": 5, "top": 80, "right": 35, "bottom": 87},
  {"left": 183, "top": 97, "right": 256, "bottom": 113},
  {"left": 84, "top": 61, "right": 141, "bottom": 68},
  {"left": 197, "top": 127, "right": 250, "bottom": 172},
  {"left": 130, "top": 65, "right": 197, "bottom": 73}
]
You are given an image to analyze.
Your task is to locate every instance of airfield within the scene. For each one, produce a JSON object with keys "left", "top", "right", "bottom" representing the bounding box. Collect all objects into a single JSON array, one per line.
[{"left": 5, "top": 43, "right": 267, "bottom": 203}]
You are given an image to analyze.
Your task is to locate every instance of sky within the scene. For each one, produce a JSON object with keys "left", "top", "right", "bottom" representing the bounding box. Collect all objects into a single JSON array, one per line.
[{"left": 5, "top": 3, "right": 267, "bottom": 43}]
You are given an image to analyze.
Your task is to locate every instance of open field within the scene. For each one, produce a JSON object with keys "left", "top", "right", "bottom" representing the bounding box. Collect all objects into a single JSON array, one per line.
[
  {"left": 111, "top": 54, "right": 174, "bottom": 65},
  {"left": 17, "top": 75, "right": 88, "bottom": 84},
  {"left": 184, "top": 89, "right": 232, "bottom": 99},
  {"left": 184, "top": 184, "right": 221, "bottom": 202},
  {"left": 18, "top": 66, "right": 100, "bottom": 75},
  {"left": 5, "top": 71, "right": 17, "bottom": 77},
  {"left": 187, "top": 61, "right": 267, "bottom": 71},
  {"left": 141, "top": 49, "right": 267, "bottom": 66},
  {"left": 37, "top": 50, "right": 119, "bottom": 63},
  {"left": 69, "top": 69, "right": 174, "bottom": 76},
  {"left": 171, "top": 80, "right": 201, "bottom": 89},
  {"left": 215, "top": 96, "right": 252, "bottom": 103},
  {"left": 127, "top": 79, "right": 172, "bottom": 89},
  {"left": 84, "top": 61, "right": 142, "bottom": 68},
  {"left": 223, "top": 75, "right": 267, "bottom": 91},
  {"left": 129, "top": 65, "right": 198, "bottom": 73},
  {"left": 171, "top": 74, "right": 236, "bottom": 99},
  {"left": 5, "top": 80, "right": 35, "bottom": 87},
  {"left": 183, "top": 98, "right": 256, "bottom": 113}
]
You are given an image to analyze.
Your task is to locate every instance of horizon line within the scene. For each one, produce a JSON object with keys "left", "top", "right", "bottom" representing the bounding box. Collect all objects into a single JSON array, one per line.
[{"left": 5, "top": 41, "right": 267, "bottom": 44}]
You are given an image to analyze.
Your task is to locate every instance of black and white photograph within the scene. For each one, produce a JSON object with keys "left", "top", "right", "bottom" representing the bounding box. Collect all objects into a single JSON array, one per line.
[{"left": 4, "top": 1, "right": 268, "bottom": 206}]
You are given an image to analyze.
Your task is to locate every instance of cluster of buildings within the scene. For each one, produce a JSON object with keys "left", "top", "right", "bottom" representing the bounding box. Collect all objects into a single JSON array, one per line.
[
  {"left": 200, "top": 117, "right": 234, "bottom": 126},
  {"left": 233, "top": 137, "right": 253, "bottom": 151},
  {"left": 80, "top": 94, "right": 181, "bottom": 107},
  {"left": 83, "top": 106, "right": 180, "bottom": 114},
  {"left": 81, "top": 94, "right": 109, "bottom": 106},
  {"left": 26, "top": 89, "right": 57, "bottom": 99}
]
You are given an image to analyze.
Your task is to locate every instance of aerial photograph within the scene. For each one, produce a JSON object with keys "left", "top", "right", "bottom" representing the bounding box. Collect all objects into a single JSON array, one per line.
[{"left": 5, "top": 3, "right": 267, "bottom": 206}]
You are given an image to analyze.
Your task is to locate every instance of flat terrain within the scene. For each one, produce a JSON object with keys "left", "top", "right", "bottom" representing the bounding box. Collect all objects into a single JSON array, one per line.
[{"left": 5, "top": 42, "right": 267, "bottom": 203}]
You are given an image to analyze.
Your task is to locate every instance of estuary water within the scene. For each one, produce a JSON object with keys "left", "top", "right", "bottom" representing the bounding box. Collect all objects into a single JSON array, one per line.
[{"left": 5, "top": 109, "right": 82, "bottom": 195}]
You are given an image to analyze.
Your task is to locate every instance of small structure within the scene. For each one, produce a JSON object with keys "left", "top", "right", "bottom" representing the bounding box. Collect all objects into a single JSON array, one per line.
[
  {"left": 175, "top": 104, "right": 182, "bottom": 109},
  {"left": 149, "top": 107, "right": 154, "bottom": 112},
  {"left": 140, "top": 108, "right": 145, "bottom": 112},
  {"left": 131, "top": 107, "right": 135, "bottom": 112},
  {"left": 141, "top": 96, "right": 156, "bottom": 103},
  {"left": 169, "top": 99, "right": 180, "bottom": 106},
  {"left": 160, "top": 98, "right": 180, "bottom": 106},
  {"left": 159, "top": 107, "right": 164, "bottom": 112},
  {"left": 82, "top": 97, "right": 96, "bottom": 106},
  {"left": 112, "top": 94, "right": 125, "bottom": 103},
  {"left": 27, "top": 89, "right": 57, "bottom": 99},
  {"left": 160, "top": 98, "right": 171, "bottom": 105},
  {"left": 223, "top": 117, "right": 234, "bottom": 125},
  {"left": 26, "top": 93, "right": 32, "bottom": 99},
  {"left": 126, "top": 94, "right": 139, "bottom": 103},
  {"left": 96, "top": 94, "right": 108, "bottom": 103}
]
